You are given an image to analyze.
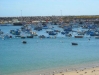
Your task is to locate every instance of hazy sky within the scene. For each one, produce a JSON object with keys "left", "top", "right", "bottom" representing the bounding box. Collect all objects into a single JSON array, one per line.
[{"left": 0, "top": 0, "right": 99, "bottom": 17}]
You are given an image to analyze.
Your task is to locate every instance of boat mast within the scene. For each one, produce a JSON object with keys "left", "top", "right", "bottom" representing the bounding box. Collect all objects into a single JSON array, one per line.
[{"left": 21, "top": 10, "right": 23, "bottom": 25}]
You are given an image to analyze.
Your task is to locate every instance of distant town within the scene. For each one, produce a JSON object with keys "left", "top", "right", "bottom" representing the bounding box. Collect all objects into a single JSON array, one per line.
[{"left": 0, "top": 15, "right": 99, "bottom": 25}]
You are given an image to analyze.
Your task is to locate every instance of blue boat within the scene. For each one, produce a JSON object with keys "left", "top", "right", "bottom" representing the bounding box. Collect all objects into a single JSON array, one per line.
[{"left": 49, "top": 31, "right": 57, "bottom": 35}]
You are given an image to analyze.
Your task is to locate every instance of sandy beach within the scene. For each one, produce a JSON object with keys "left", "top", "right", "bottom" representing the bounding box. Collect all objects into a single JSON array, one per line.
[
  {"left": 6, "top": 66, "right": 99, "bottom": 75},
  {"left": 54, "top": 66, "right": 99, "bottom": 75}
]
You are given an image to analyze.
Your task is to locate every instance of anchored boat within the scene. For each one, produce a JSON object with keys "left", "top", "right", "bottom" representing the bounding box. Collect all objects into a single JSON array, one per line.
[
  {"left": 22, "top": 41, "right": 27, "bottom": 44},
  {"left": 72, "top": 42, "right": 78, "bottom": 45}
]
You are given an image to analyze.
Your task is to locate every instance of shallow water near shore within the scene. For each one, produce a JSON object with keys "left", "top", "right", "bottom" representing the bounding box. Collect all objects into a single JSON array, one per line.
[
  {"left": 0, "top": 26, "right": 99, "bottom": 75},
  {"left": 0, "top": 37, "right": 99, "bottom": 75}
]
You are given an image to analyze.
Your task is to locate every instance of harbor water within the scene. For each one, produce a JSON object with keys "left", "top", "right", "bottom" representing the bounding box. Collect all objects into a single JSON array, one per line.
[{"left": 0, "top": 26, "right": 99, "bottom": 75}]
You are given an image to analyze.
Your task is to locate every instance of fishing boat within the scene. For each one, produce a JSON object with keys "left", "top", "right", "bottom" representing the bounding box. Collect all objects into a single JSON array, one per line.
[
  {"left": 72, "top": 42, "right": 78, "bottom": 45},
  {"left": 66, "top": 34, "right": 72, "bottom": 37},
  {"left": 75, "top": 35, "right": 83, "bottom": 38},
  {"left": 95, "top": 36, "right": 99, "bottom": 39},
  {"left": 27, "top": 35, "right": 33, "bottom": 38},
  {"left": 22, "top": 41, "right": 27, "bottom": 44},
  {"left": 48, "top": 31, "right": 57, "bottom": 35},
  {"left": 13, "top": 22, "right": 23, "bottom": 26},
  {"left": 39, "top": 35, "right": 46, "bottom": 38},
  {"left": 21, "top": 36, "right": 26, "bottom": 39}
]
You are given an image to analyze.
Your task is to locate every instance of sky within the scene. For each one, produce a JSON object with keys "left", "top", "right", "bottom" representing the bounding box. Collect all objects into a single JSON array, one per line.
[{"left": 0, "top": 0, "right": 99, "bottom": 17}]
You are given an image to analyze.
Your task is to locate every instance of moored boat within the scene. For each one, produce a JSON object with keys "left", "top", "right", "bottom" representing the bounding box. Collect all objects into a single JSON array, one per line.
[
  {"left": 27, "top": 35, "right": 33, "bottom": 38},
  {"left": 75, "top": 35, "right": 83, "bottom": 38},
  {"left": 13, "top": 22, "right": 23, "bottom": 26},
  {"left": 72, "top": 42, "right": 78, "bottom": 45},
  {"left": 21, "top": 36, "right": 26, "bottom": 39},
  {"left": 22, "top": 41, "right": 27, "bottom": 44},
  {"left": 39, "top": 35, "right": 46, "bottom": 38},
  {"left": 95, "top": 36, "right": 99, "bottom": 39}
]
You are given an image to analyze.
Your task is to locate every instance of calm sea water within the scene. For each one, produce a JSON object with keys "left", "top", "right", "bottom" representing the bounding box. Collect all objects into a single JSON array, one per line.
[{"left": 0, "top": 26, "right": 99, "bottom": 75}]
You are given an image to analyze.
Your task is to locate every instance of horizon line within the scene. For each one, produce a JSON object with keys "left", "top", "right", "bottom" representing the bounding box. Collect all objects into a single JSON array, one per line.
[{"left": 0, "top": 15, "right": 99, "bottom": 17}]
